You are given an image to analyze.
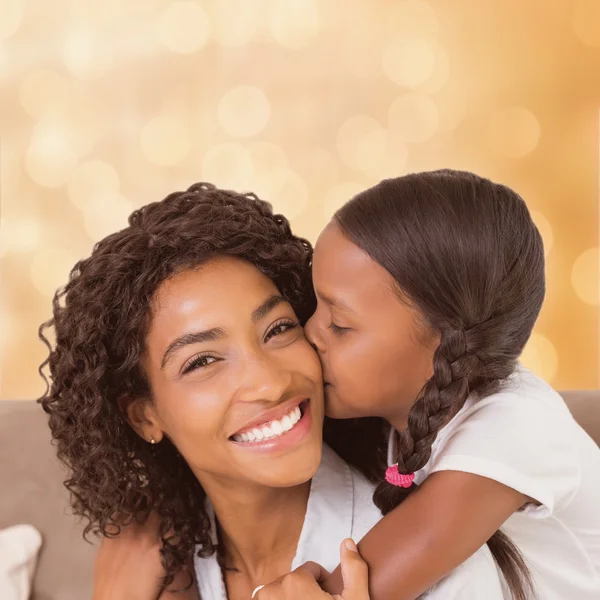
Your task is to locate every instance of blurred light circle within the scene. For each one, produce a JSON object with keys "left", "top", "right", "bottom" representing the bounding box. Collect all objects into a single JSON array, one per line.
[
  {"left": 68, "top": 160, "right": 121, "bottom": 211},
  {"left": 19, "top": 70, "right": 69, "bottom": 119},
  {"left": 141, "top": 114, "right": 191, "bottom": 166},
  {"left": 487, "top": 106, "right": 540, "bottom": 158},
  {"left": 211, "top": 0, "right": 262, "bottom": 47},
  {"left": 202, "top": 142, "right": 254, "bottom": 190},
  {"left": 0, "top": 218, "right": 40, "bottom": 255},
  {"left": 436, "top": 84, "right": 467, "bottom": 132},
  {"left": 382, "top": 35, "right": 437, "bottom": 88},
  {"left": 249, "top": 142, "right": 290, "bottom": 199},
  {"left": 387, "top": 0, "right": 439, "bottom": 38},
  {"left": 0, "top": 0, "right": 23, "bottom": 41},
  {"left": 157, "top": 1, "right": 211, "bottom": 54},
  {"left": 218, "top": 86, "right": 271, "bottom": 138},
  {"left": 572, "top": 0, "right": 600, "bottom": 47},
  {"left": 571, "top": 247, "right": 599, "bottom": 305},
  {"left": 62, "top": 30, "right": 114, "bottom": 80},
  {"left": 388, "top": 93, "right": 438, "bottom": 143},
  {"left": 420, "top": 47, "right": 450, "bottom": 93},
  {"left": 25, "top": 121, "right": 78, "bottom": 188},
  {"left": 30, "top": 246, "right": 78, "bottom": 298},
  {"left": 336, "top": 115, "right": 382, "bottom": 169},
  {"left": 530, "top": 210, "right": 554, "bottom": 257},
  {"left": 324, "top": 182, "right": 365, "bottom": 220},
  {"left": 520, "top": 332, "right": 558, "bottom": 383},
  {"left": 83, "top": 194, "right": 133, "bottom": 242},
  {"left": 270, "top": 171, "right": 309, "bottom": 220},
  {"left": 269, "top": 0, "right": 320, "bottom": 49}
]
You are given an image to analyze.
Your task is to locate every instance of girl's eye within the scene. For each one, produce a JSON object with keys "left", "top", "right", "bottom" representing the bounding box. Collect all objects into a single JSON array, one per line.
[
  {"left": 182, "top": 354, "right": 219, "bottom": 375},
  {"left": 329, "top": 322, "right": 351, "bottom": 335},
  {"left": 265, "top": 319, "right": 299, "bottom": 342}
]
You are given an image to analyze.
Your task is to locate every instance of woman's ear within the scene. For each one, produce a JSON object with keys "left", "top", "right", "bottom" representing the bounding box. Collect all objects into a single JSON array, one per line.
[{"left": 118, "top": 395, "right": 164, "bottom": 444}]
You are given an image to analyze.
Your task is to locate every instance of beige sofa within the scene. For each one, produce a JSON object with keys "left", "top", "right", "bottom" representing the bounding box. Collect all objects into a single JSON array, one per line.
[{"left": 1, "top": 392, "right": 599, "bottom": 600}]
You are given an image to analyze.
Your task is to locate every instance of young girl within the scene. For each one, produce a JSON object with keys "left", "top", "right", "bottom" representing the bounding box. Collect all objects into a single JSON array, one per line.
[{"left": 299, "top": 169, "right": 600, "bottom": 600}]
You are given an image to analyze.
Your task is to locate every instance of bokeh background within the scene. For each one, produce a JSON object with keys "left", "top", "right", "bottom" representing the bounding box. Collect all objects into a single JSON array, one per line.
[{"left": 1, "top": 0, "right": 599, "bottom": 400}]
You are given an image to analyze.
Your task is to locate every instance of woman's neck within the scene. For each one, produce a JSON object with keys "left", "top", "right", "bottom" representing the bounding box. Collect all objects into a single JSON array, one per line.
[{"left": 205, "top": 478, "right": 311, "bottom": 582}]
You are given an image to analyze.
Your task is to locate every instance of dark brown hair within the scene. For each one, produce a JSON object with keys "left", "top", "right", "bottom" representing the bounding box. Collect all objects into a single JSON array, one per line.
[
  {"left": 38, "top": 183, "right": 316, "bottom": 588},
  {"left": 333, "top": 169, "right": 545, "bottom": 599}
]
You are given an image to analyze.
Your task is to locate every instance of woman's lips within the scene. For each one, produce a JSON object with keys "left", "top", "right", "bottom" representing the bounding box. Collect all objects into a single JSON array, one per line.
[{"left": 229, "top": 400, "right": 312, "bottom": 453}]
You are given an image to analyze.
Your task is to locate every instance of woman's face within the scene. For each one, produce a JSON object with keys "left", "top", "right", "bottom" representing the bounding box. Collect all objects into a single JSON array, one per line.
[
  {"left": 131, "top": 256, "right": 324, "bottom": 491},
  {"left": 305, "top": 222, "right": 438, "bottom": 425}
]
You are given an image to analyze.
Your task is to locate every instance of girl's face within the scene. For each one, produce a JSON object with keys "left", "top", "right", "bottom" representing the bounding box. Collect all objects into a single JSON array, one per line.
[
  {"left": 305, "top": 222, "right": 438, "bottom": 425},
  {"left": 130, "top": 256, "right": 324, "bottom": 492}
]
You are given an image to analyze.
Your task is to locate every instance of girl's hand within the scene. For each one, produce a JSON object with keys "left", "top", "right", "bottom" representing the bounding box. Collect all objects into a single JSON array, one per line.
[{"left": 255, "top": 539, "right": 370, "bottom": 600}]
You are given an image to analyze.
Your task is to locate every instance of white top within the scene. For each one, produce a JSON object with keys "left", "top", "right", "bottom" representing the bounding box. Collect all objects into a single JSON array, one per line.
[
  {"left": 414, "top": 364, "right": 600, "bottom": 599},
  {"left": 195, "top": 445, "right": 505, "bottom": 599}
]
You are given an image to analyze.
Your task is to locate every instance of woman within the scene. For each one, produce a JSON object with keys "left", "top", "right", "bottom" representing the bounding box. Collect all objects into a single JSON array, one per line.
[{"left": 39, "top": 184, "right": 503, "bottom": 600}]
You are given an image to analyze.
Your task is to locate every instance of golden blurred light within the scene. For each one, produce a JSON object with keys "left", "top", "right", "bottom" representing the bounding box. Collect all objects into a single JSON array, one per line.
[
  {"left": 0, "top": 0, "right": 23, "bottom": 41},
  {"left": 436, "top": 83, "right": 467, "bottom": 133},
  {"left": 487, "top": 106, "right": 540, "bottom": 158},
  {"left": 530, "top": 210, "right": 554, "bottom": 257},
  {"left": 68, "top": 160, "right": 121, "bottom": 211},
  {"left": 19, "top": 70, "right": 69, "bottom": 120},
  {"left": 25, "top": 121, "right": 78, "bottom": 188},
  {"left": 0, "top": 218, "right": 41, "bottom": 255},
  {"left": 571, "top": 247, "right": 599, "bottom": 305},
  {"left": 268, "top": 0, "right": 320, "bottom": 49},
  {"left": 202, "top": 142, "right": 254, "bottom": 191},
  {"left": 210, "top": 0, "right": 262, "bottom": 47},
  {"left": 157, "top": 1, "right": 211, "bottom": 54},
  {"left": 520, "top": 332, "right": 559, "bottom": 383},
  {"left": 382, "top": 35, "right": 437, "bottom": 88},
  {"left": 30, "top": 246, "right": 79, "bottom": 298},
  {"left": 83, "top": 194, "right": 133, "bottom": 242},
  {"left": 62, "top": 30, "right": 114, "bottom": 80},
  {"left": 572, "top": 0, "right": 600, "bottom": 48},
  {"left": 337, "top": 115, "right": 382, "bottom": 169},
  {"left": 218, "top": 86, "right": 271, "bottom": 138},
  {"left": 323, "top": 182, "right": 365, "bottom": 220},
  {"left": 305, "top": 148, "right": 339, "bottom": 189},
  {"left": 389, "top": 93, "right": 438, "bottom": 143},
  {"left": 249, "top": 141, "right": 289, "bottom": 199},
  {"left": 141, "top": 114, "right": 191, "bottom": 166},
  {"left": 387, "top": 0, "right": 439, "bottom": 38},
  {"left": 270, "top": 171, "right": 309, "bottom": 220},
  {"left": 421, "top": 47, "right": 450, "bottom": 93}
]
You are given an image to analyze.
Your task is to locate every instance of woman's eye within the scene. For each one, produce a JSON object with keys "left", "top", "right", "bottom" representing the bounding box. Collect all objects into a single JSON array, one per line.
[
  {"left": 182, "top": 355, "right": 219, "bottom": 375},
  {"left": 329, "top": 322, "right": 351, "bottom": 335},
  {"left": 265, "top": 320, "right": 299, "bottom": 342}
]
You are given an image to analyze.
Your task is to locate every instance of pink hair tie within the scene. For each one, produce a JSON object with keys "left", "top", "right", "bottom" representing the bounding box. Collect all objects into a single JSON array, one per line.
[{"left": 385, "top": 464, "right": 415, "bottom": 488}]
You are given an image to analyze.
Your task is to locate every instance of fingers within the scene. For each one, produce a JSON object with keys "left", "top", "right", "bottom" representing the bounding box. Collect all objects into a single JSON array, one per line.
[
  {"left": 339, "top": 539, "right": 370, "bottom": 600},
  {"left": 252, "top": 563, "right": 330, "bottom": 599},
  {"left": 295, "top": 561, "right": 331, "bottom": 585}
]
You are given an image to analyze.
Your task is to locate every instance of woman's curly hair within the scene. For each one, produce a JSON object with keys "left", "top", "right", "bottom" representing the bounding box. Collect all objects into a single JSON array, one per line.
[{"left": 37, "top": 183, "right": 316, "bottom": 587}]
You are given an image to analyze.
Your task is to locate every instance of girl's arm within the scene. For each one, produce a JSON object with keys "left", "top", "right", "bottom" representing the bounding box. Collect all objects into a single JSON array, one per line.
[{"left": 323, "top": 470, "right": 527, "bottom": 600}]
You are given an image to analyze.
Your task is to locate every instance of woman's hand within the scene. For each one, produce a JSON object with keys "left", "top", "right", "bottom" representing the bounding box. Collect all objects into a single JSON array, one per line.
[
  {"left": 255, "top": 538, "right": 370, "bottom": 600},
  {"left": 92, "top": 512, "right": 200, "bottom": 600}
]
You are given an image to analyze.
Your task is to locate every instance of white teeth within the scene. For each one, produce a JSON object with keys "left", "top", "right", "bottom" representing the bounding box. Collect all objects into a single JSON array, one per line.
[{"left": 233, "top": 404, "right": 305, "bottom": 444}]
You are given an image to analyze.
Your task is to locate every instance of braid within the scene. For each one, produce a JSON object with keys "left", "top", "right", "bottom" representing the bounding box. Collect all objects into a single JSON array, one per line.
[{"left": 373, "top": 327, "right": 534, "bottom": 600}]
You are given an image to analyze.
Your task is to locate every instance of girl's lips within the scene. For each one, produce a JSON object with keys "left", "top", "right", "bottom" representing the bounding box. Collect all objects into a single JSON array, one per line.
[{"left": 229, "top": 400, "right": 312, "bottom": 453}]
